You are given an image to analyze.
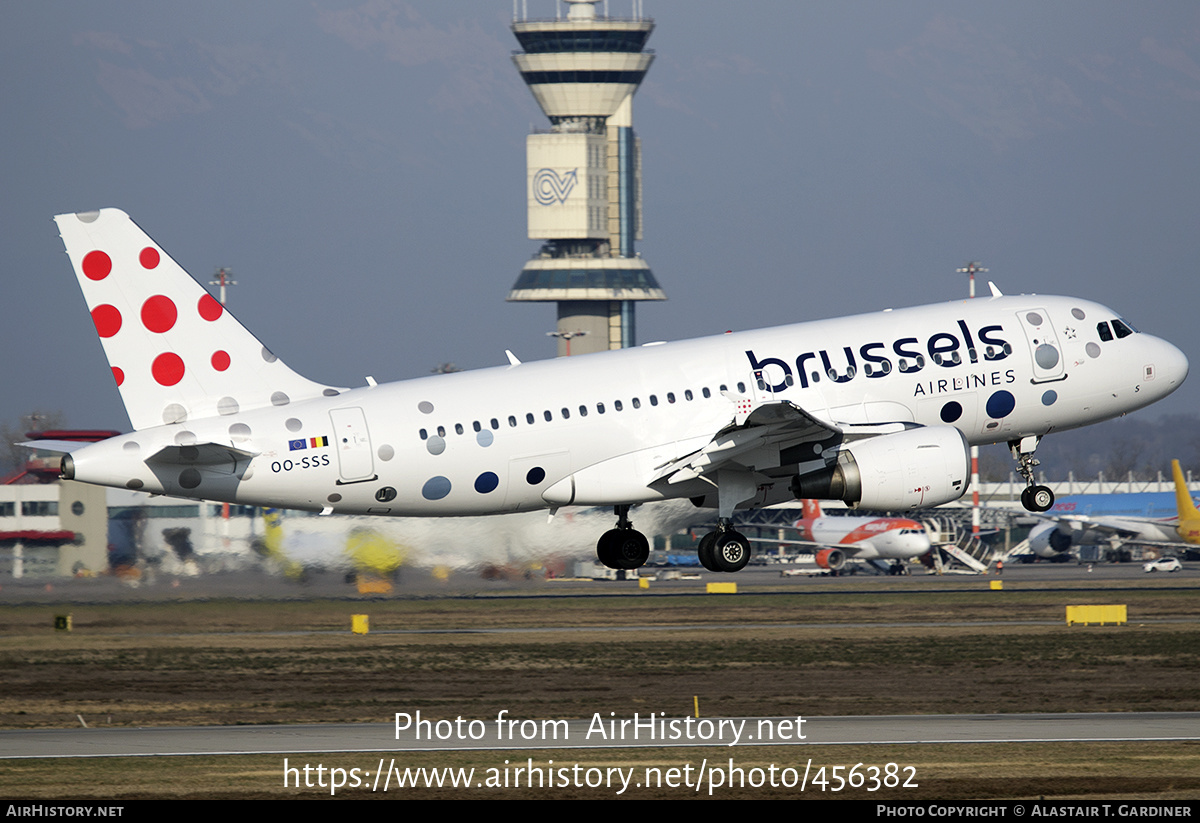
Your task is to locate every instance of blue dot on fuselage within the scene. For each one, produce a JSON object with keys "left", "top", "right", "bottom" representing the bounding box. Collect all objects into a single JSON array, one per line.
[
  {"left": 1042, "top": 390, "right": 1058, "bottom": 406},
  {"left": 940, "top": 401, "right": 963, "bottom": 423},
  {"left": 474, "top": 472, "right": 499, "bottom": 494},
  {"left": 421, "top": 476, "right": 451, "bottom": 500},
  {"left": 986, "top": 390, "right": 1016, "bottom": 419},
  {"left": 526, "top": 467, "right": 546, "bottom": 485}
]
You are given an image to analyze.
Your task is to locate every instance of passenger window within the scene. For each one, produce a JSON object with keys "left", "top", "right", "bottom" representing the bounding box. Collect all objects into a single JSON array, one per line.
[
  {"left": 526, "top": 413, "right": 535, "bottom": 425},
  {"left": 490, "top": 418, "right": 499, "bottom": 430},
  {"left": 702, "top": 388, "right": 711, "bottom": 399},
  {"left": 667, "top": 392, "right": 676, "bottom": 403},
  {"left": 509, "top": 416, "right": 517, "bottom": 427},
  {"left": 649, "top": 395, "right": 658, "bottom": 407},
  {"left": 737, "top": 382, "right": 746, "bottom": 393},
  {"left": 578, "top": 405, "right": 588, "bottom": 417},
  {"left": 437, "top": 426, "right": 446, "bottom": 437},
  {"left": 419, "top": 429, "right": 428, "bottom": 440},
  {"left": 455, "top": 423, "right": 464, "bottom": 435},
  {"left": 543, "top": 410, "right": 552, "bottom": 422},
  {"left": 614, "top": 400, "right": 623, "bottom": 411},
  {"left": 561, "top": 408, "right": 570, "bottom": 419},
  {"left": 632, "top": 398, "right": 641, "bottom": 409},
  {"left": 685, "top": 390, "right": 693, "bottom": 401},
  {"left": 472, "top": 421, "right": 481, "bottom": 432},
  {"left": 597, "top": 402, "right": 606, "bottom": 414}
]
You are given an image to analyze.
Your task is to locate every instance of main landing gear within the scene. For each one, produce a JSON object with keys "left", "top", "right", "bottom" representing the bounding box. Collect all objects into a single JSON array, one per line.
[
  {"left": 1010, "top": 435, "right": 1055, "bottom": 513},
  {"left": 597, "top": 469, "right": 759, "bottom": 574},
  {"left": 695, "top": 521, "right": 752, "bottom": 573},
  {"left": 694, "top": 468, "right": 757, "bottom": 572},
  {"left": 596, "top": 505, "right": 650, "bottom": 571}
]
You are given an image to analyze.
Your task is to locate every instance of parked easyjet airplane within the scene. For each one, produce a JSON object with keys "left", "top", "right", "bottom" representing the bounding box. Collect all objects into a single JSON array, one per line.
[
  {"left": 752, "top": 499, "right": 932, "bottom": 572},
  {"left": 45, "top": 210, "right": 1189, "bottom": 573}
]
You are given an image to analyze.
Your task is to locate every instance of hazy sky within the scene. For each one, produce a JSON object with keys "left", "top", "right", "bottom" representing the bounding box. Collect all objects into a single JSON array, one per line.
[{"left": 3, "top": 1, "right": 1198, "bottom": 435}]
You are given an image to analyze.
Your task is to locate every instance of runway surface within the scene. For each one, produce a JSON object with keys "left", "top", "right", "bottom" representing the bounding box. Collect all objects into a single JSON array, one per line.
[{"left": 4, "top": 713, "right": 1199, "bottom": 759}]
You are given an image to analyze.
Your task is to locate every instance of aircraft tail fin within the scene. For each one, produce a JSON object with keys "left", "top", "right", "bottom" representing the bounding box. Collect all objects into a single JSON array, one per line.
[
  {"left": 801, "top": 498, "right": 823, "bottom": 520},
  {"left": 55, "top": 209, "right": 344, "bottom": 431},
  {"left": 1171, "top": 460, "right": 1200, "bottom": 521}
]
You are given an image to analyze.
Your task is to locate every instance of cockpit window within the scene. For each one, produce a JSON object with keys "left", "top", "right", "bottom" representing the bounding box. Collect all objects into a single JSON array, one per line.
[
  {"left": 1097, "top": 322, "right": 1113, "bottom": 342},
  {"left": 1112, "top": 319, "right": 1134, "bottom": 339}
]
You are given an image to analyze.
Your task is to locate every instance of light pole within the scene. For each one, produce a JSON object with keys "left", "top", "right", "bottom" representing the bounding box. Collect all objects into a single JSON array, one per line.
[{"left": 957, "top": 262, "right": 988, "bottom": 543}]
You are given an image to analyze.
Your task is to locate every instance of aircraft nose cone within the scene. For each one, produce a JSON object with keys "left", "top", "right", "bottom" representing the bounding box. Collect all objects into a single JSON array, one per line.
[{"left": 1157, "top": 338, "right": 1189, "bottom": 392}]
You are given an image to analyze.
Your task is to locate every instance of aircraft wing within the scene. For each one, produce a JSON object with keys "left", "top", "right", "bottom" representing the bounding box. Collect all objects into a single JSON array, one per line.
[
  {"left": 649, "top": 397, "right": 842, "bottom": 486},
  {"left": 16, "top": 440, "right": 90, "bottom": 455},
  {"left": 744, "top": 534, "right": 866, "bottom": 555},
  {"left": 1028, "top": 512, "right": 1182, "bottom": 558},
  {"left": 146, "top": 443, "right": 259, "bottom": 470}
]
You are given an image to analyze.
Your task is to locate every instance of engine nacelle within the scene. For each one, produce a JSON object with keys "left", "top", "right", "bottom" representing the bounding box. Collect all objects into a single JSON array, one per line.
[
  {"left": 791, "top": 425, "right": 969, "bottom": 511},
  {"left": 815, "top": 548, "right": 845, "bottom": 570},
  {"left": 1028, "top": 520, "right": 1073, "bottom": 558}
]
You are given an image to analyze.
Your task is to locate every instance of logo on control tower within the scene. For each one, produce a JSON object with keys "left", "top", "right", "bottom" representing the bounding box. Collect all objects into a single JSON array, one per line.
[{"left": 533, "top": 168, "right": 578, "bottom": 206}]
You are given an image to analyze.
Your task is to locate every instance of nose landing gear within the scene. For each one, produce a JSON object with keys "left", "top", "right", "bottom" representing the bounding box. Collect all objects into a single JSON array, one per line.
[{"left": 1011, "top": 435, "right": 1055, "bottom": 512}]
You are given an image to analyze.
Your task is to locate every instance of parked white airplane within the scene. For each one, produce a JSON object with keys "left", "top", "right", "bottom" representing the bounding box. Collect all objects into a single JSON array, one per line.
[
  {"left": 750, "top": 499, "right": 931, "bottom": 572},
  {"left": 1027, "top": 459, "right": 1200, "bottom": 559},
  {"left": 46, "top": 209, "right": 1188, "bottom": 573}
]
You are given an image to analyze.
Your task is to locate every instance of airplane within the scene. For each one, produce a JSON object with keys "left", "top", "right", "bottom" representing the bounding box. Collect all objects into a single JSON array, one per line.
[
  {"left": 747, "top": 499, "right": 932, "bottom": 573},
  {"left": 1026, "top": 459, "right": 1200, "bottom": 558},
  {"left": 43, "top": 209, "right": 1189, "bottom": 574},
  {"left": 1171, "top": 460, "right": 1200, "bottom": 545}
]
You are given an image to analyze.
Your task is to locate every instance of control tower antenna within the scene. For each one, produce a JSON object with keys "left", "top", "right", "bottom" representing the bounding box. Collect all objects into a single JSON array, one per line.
[{"left": 507, "top": 0, "right": 665, "bottom": 356}]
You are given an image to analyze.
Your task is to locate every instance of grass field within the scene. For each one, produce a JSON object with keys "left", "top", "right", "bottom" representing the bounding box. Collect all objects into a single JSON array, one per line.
[{"left": 2, "top": 581, "right": 1198, "bottom": 799}]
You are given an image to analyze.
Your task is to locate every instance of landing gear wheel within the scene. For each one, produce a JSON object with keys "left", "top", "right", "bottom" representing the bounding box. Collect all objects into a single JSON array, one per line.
[
  {"left": 597, "top": 528, "right": 649, "bottom": 570},
  {"left": 1021, "top": 485, "right": 1055, "bottom": 513},
  {"left": 713, "top": 531, "right": 751, "bottom": 573},
  {"left": 696, "top": 531, "right": 719, "bottom": 572}
]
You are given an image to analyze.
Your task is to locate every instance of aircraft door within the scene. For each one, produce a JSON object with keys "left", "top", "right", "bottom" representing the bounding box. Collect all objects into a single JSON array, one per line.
[
  {"left": 329, "top": 407, "right": 376, "bottom": 484},
  {"left": 748, "top": 361, "right": 793, "bottom": 404},
  {"left": 1016, "top": 309, "right": 1066, "bottom": 383}
]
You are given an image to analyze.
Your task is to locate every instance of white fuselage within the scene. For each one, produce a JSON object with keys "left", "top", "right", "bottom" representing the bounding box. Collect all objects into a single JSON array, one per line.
[
  {"left": 65, "top": 294, "right": 1188, "bottom": 517},
  {"left": 800, "top": 516, "right": 932, "bottom": 560}
]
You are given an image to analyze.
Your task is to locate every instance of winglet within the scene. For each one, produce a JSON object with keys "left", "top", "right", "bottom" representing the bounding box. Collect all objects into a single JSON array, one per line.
[
  {"left": 506, "top": 350, "right": 521, "bottom": 366},
  {"left": 988, "top": 281, "right": 1004, "bottom": 297}
]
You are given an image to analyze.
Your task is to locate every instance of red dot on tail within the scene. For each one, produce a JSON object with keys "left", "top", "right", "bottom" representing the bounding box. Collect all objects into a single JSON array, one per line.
[
  {"left": 139, "top": 247, "right": 160, "bottom": 269},
  {"left": 112, "top": 367, "right": 124, "bottom": 386},
  {"left": 141, "top": 295, "right": 178, "bottom": 333},
  {"left": 82, "top": 251, "right": 112, "bottom": 281},
  {"left": 198, "top": 293, "right": 223, "bottom": 321},
  {"left": 211, "top": 350, "right": 230, "bottom": 371},
  {"left": 151, "top": 353, "right": 185, "bottom": 386},
  {"left": 91, "top": 304, "right": 122, "bottom": 338}
]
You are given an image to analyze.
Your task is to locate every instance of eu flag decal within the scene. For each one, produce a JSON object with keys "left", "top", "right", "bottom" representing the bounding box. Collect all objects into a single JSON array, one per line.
[{"left": 288, "top": 439, "right": 307, "bottom": 451}]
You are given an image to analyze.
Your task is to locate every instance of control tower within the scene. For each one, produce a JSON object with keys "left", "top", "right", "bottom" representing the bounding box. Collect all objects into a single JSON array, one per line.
[{"left": 507, "top": 0, "right": 666, "bottom": 356}]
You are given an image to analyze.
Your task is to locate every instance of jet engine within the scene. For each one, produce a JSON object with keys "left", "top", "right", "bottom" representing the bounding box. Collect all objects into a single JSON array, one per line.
[
  {"left": 1027, "top": 521, "right": 1074, "bottom": 558},
  {"left": 790, "top": 425, "right": 969, "bottom": 511},
  {"left": 814, "top": 548, "right": 845, "bottom": 570}
]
